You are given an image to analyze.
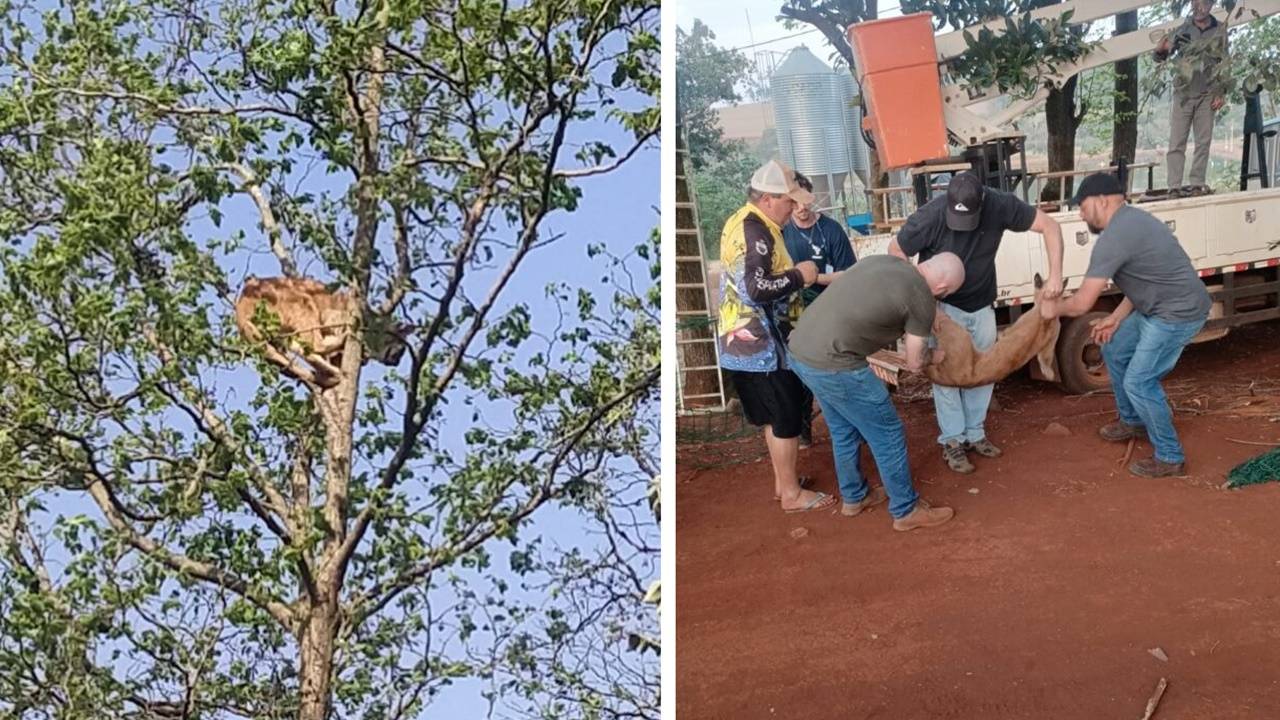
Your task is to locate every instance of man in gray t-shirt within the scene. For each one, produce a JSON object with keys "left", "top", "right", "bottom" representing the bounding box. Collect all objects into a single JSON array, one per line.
[{"left": 1050, "top": 173, "right": 1211, "bottom": 478}]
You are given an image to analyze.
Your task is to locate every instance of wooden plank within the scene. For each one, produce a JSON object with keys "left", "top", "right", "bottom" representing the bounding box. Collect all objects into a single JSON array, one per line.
[{"left": 909, "top": 162, "right": 971, "bottom": 175}]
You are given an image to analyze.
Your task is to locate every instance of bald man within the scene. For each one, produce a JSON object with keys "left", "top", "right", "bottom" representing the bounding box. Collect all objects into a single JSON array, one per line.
[{"left": 787, "top": 253, "right": 966, "bottom": 532}]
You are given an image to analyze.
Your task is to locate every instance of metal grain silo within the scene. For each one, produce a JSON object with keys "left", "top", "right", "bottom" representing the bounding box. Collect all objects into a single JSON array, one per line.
[{"left": 771, "top": 46, "right": 869, "bottom": 209}]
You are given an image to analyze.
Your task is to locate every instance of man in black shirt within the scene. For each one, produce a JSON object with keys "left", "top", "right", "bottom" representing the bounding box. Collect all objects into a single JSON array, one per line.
[{"left": 890, "top": 172, "right": 1065, "bottom": 474}]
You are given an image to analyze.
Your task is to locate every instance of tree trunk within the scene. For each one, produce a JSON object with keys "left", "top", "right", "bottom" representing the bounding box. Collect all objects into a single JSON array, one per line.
[
  {"left": 1112, "top": 10, "right": 1139, "bottom": 166},
  {"left": 1032, "top": 0, "right": 1083, "bottom": 203},
  {"left": 1041, "top": 75, "right": 1085, "bottom": 202},
  {"left": 867, "top": 120, "right": 891, "bottom": 226},
  {"left": 298, "top": 600, "right": 339, "bottom": 720}
]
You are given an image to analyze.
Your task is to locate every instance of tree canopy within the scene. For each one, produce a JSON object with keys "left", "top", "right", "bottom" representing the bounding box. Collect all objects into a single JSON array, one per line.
[{"left": 675, "top": 19, "right": 750, "bottom": 169}]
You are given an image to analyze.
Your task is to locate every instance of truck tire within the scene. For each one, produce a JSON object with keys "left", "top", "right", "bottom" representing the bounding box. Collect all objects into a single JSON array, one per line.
[{"left": 1056, "top": 312, "right": 1112, "bottom": 395}]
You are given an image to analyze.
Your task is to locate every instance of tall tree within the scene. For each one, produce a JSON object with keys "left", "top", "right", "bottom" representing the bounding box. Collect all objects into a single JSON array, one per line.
[
  {"left": 776, "top": 1, "right": 887, "bottom": 221},
  {"left": 676, "top": 19, "right": 752, "bottom": 169},
  {"left": 1030, "top": 0, "right": 1086, "bottom": 201},
  {"left": 0, "top": 1, "right": 659, "bottom": 719},
  {"left": 1113, "top": 10, "right": 1140, "bottom": 167}
]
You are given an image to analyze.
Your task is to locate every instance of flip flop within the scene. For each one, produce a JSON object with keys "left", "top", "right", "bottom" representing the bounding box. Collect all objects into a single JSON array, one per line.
[
  {"left": 775, "top": 475, "right": 814, "bottom": 501},
  {"left": 784, "top": 490, "right": 835, "bottom": 514}
]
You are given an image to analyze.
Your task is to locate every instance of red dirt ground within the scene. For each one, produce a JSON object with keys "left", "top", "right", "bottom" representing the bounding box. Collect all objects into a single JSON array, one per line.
[{"left": 676, "top": 319, "right": 1280, "bottom": 720}]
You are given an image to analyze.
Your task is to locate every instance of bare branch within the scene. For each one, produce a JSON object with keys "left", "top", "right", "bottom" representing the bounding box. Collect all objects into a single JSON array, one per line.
[
  {"left": 553, "top": 126, "right": 659, "bottom": 179},
  {"left": 34, "top": 85, "right": 313, "bottom": 122},
  {"left": 377, "top": 203, "right": 412, "bottom": 316},
  {"left": 219, "top": 163, "right": 298, "bottom": 278},
  {"left": 144, "top": 329, "right": 294, "bottom": 528}
]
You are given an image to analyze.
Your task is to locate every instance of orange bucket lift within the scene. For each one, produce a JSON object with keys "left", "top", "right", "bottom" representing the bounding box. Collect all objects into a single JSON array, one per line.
[{"left": 847, "top": 13, "right": 949, "bottom": 170}]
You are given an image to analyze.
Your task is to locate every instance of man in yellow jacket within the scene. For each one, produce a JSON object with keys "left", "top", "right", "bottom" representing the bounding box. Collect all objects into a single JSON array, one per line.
[{"left": 717, "top": 160, "right": 827, "bottom": 513}]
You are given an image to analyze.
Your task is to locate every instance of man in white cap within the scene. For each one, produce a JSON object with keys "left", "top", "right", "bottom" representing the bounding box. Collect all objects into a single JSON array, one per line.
[{"left": 717, "top": 159, "right": 828, "bottom": 513}]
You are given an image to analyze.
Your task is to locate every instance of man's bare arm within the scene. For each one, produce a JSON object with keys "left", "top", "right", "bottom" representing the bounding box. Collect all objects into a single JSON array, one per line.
[{"left": 904, "top": 333, "right": 938, "bottom": 372}]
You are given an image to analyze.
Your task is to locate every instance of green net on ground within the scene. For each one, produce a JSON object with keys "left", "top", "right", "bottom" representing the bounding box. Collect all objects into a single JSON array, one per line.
[
  {"left": 1226, "top": 447, "right": 1280, "bottom": 488},
  {"left": 676, "top": 409, "right": 753, "bottom": 446}
]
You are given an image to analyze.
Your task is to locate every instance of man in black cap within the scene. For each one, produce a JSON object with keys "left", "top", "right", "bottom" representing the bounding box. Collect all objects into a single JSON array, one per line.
[
  {"left": 1045, "top": 173, "right": 1211, "bottom": 478},
  {"left": 890, "top": 172, "right": 1064, "bottom": 474}
]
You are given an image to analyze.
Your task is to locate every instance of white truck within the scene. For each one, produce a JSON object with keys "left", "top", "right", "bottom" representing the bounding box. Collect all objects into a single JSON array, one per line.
[{"left": 848, "top": 0, "right": 1280, "bottom": 394}]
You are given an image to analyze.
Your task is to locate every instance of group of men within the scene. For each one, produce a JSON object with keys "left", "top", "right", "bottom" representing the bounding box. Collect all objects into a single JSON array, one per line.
[
  {"left": 712, "top": 1, "right": 1223, "bottom": 531},
  {"left": 716, "top": 161, "right": 1210, "bottom": 532}
]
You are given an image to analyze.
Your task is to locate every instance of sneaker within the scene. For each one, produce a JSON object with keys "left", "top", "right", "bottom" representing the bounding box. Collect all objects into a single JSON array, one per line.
[
  {"left": 1129, "top": 457, "right": 1186, "bottom": 478},
  {"left": 965, "top": 437, "right": 1003, "bottom": 458},
  {"left": 892, "top": 500, "right": 955, "bottom": 532},
  {"left": 942, "top": 440, "right": 975, "bottom": 474},
  {"left": 1099, "top": 421, "right": 1147, "bottom": 442},
  {"left": 841, "top": 485, "right": 888, "bottom": 517}
]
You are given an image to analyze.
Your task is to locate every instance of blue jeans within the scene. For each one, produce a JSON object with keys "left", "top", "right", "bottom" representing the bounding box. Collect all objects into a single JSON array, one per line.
[
  {"left": 932, "top": 303, "right": 997, "bottom": 445},
  {"left": 1103, "top": 312, "right": 1205, "bottom": 464},
  {"left": 790, "top": 357, "right": 920, "bottom": 519}
]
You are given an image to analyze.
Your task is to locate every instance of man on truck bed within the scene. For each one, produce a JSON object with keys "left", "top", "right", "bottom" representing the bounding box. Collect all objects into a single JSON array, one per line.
[
  {"left": 1047, "top": 173, "right": 1211, "bottom": 478},
  {"left": 890, "top": 172, "right": 1065, "bottom": 475},
  {"left": 1156, "top": 0, "right": 1228, "bottom": 196}
]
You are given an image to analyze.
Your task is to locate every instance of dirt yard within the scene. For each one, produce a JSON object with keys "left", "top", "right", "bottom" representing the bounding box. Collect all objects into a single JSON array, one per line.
[{"left": 676, "top": 319, "right": 1280, "bottom": 720}]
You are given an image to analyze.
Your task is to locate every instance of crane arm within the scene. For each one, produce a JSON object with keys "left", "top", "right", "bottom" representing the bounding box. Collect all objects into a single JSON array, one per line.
[{"left": 943, "top": 0, "right": 1280, "bottom": 146}]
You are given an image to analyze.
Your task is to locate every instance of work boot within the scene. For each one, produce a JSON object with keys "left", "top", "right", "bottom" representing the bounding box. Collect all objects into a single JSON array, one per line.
[
  {"left": 942, "top": 440, "right": 975, "bottom": 474},
  {"left": 1129, "top": 457, "right": 1186, "bottom": 478},
  {"left": 965, "top": 437, "right": 1003, "bottom": 458},
  {"left": 1099, "top": 421, "right": 1147, "bottom": 442},
  {"left": 892, "top": 500, "right": 955, "bottom": 532},
  {"left": 841, "top": 485, "right": 888, "bottom": 517}
]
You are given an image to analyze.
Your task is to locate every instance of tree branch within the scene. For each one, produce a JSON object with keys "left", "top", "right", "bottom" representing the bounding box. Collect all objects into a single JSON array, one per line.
[
  {"left": 81, "top": 468, "right": 295, "bottom": 629},
  {"left": 219, "top": 163, "right": 298, "bottom": 278},
  {"left": 552, "top": 126, "right": 659, "bottom": 179},
  {"left": 377, "top": 203, "right": 412, "bottom": 316},
  {"left": 347, "top": 365, "right": 658, "bottom": 621},
  {"left": 777, "top": 5, "right": 858, "bottom": 67},
  {"left": 335, "top": 2, "right": 623, "bottom": 574},
  {"left": 35, "top": 85, "right": 313, "bottom": 121}
]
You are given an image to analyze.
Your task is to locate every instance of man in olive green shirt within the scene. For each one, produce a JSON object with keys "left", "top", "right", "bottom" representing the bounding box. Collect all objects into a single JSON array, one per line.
[{"left": 788, "top": 253, "right": 966, "bottom": 532}]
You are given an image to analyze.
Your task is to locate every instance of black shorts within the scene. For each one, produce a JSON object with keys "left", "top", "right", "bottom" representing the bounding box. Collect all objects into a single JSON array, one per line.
[{"left": 727, "top": 369, "right": 811, "bottom": 439}]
